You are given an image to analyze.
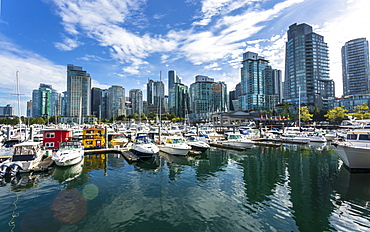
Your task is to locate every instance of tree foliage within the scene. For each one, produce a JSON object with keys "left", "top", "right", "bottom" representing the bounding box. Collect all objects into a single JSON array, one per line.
[
  {"left": 278, "top": 102, "right": 292, "bottom": 117},
  {"left": 347, "top": 103, "right": 370, "bottom": 120},
  {"left": 300, "top": 106, "right": 313, "bottom": 122},
  {"left": 324, "top": 106, "right": 348, "bottom": 125}
]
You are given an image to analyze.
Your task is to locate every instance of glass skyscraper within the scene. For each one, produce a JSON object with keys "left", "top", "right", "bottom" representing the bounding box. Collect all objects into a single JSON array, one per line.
[
  {"left": 189, "top": 75, "right": 227, "bottom": 121},
  {"left": 129, "top": 89, "right": 143, "bottom": 115},
  {"left": 67, "top": 64, "right": 91, "bottom": 117},
  {"left": 342, "top": 38, "right": 370, "bottom": 96},
  {"left": 284, "top": 23, "right": 334, "bottom": 110},
  {"left": 147, "top": 79, "right": 165, "bottom": 114},
  {"left": 240, "top": 52, "right": 279, "bottom": 111},
  {"left": 107, "top": 85, "right": 126, "bottom": 119},
  {"left": 31, "top": 83, "right": 59, "bottom": 118}
]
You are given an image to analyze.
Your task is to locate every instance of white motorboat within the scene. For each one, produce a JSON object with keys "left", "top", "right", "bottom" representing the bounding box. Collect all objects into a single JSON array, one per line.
[
  {"left": 158, "top": 136, "right": 192, "bottom": 156},
  {"left": 52, "top": 141, "right": 84, "bottom": 166},
  {"left": 186, "top": 136, "right": 210, "bottom": 152},
  {"left": 332, "top": 129, "right": 370, "bottom": 170},
  {"left": 0, "top": 141, "right": 45, "bottom": 176},
  {"left": 128, "top": 135, "right": 160, "bottom": 159},
  {"left": 217, "top": 133, "right": 255, "bottom": 148}
]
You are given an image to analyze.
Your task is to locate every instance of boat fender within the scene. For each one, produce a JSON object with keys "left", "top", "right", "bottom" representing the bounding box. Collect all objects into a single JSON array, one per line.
[{"left": 9, "top": 162, "right": 23, "bottom": 176}]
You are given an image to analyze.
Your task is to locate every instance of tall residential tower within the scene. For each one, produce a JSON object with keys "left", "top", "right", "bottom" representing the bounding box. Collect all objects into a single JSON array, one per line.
[
  {"left": 342, "top": 38, "right": 370, "bottom": 96},
  {"left": 284, "top": 23, "right": 334, "bottom": 110},
  {"left": 66, "top": 64, "right": 91, "bottom": 117}
]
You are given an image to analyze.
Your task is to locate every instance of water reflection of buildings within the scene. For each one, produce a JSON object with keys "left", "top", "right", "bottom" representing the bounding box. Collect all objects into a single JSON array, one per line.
[
  {"left": 285, "top": 145, "right": 339, "bottom": 231},
  {"left": 83, "top": 154, "right": 108, "bottom": 172},
  {"left": 240, "top": 146, "right": 286, "bottom": 203}
]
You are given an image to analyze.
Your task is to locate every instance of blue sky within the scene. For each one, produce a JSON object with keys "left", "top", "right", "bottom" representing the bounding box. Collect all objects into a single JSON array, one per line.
[{"left": 0, "top": 0, "right": 369, "bottom": 116}]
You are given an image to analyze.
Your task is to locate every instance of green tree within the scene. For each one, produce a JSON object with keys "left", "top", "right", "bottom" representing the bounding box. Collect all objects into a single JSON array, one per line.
[
  {"left": 312, "top": 106, "right": 326, "bottom": 121},
  {"left": 140, "top": 113, "right": 147, "bottom": 119},
  {"left": 324, "top": 106, "right": 348, "bottom": 125},
  {"left": 34, "top": 117, "right": 46, "bottom": 125},
  {"left": 278, "top": 102, "right": 292, "bottom": 117},
  {"left": 147, "top": 112, "right": 156, "bottom": 120},
  {"left": 132, "top": 113, "right": 140, "bottom": 119},
  {"left": 171, "top": 117, "right": 182, "bottom": 123},
  {"left": 347, "top": 103, "right": 370, "bottom": 120},
  {"left": 300, "top": 106, "right": 313, "bottom": 122}
]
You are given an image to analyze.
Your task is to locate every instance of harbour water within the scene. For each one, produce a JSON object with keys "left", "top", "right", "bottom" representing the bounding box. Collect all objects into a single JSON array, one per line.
[{"left": 1, "top": 144, "right": 370, "bottom": 232}]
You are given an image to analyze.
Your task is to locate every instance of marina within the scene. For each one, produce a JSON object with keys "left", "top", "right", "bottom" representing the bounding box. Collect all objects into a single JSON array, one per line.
[{"left": 1, "top": 143, "right": 370, "bottom": 231}]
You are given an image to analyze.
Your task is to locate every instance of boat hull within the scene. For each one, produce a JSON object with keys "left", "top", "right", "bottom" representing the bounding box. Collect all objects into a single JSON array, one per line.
[
  {"left": 53, "top": 154, "right": 84, "bottom": 167},
  {"left": 332, "top": 145, "right": 370, "bottom": 170},
  {"left": 52, "top": 150, "right": 84, "bottom": 167},
  {"left": 158, "top": 146, "right": 190, "bottom": 156},
  {"left": 129, "top": 144, "right": 159, "bottom": 159},
  {"left": 217, "top": 140, "right": 255, "bottom": 149}
]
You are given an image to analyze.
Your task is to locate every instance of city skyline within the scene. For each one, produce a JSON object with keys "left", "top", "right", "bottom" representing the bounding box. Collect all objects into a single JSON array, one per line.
[{"left": 0, "top": 0, "right": 369, "bottom": 115}]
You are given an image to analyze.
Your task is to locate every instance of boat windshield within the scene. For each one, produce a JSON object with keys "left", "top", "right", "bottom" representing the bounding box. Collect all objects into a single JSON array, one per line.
[
  {"left": 14, "top": 146, "right": 36, "bottom": 155},
  {"left": 229, "top": 134, "right": 243, "bottom": 140},
  {"left": 114, "top": 135, "right": 126, "bottom": 139},
  {"left": 172, "top": 138, "right": 184, "bottom": 144},
  {"left": 136, "top": 137, "right": 151, "bottom": 144}
]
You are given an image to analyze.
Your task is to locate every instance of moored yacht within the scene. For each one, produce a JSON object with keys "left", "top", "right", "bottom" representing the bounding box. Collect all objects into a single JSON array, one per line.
[
  {"left": 128, "top": 135, "right": 160, "bottom": 159},
  {"left": 0, "top": 142, "right": 45, "bottom": 176},
  {"left": 332, "top": 129, "right": 370, "bottom": 170},
  {"left": 217, "top": 132, "right": 255, "bottom": 148},
  {"left": 185, "top": 136, "right": 210, "bottom": 152},
  {"left": 158, "top": 136, "right": 192, "bottom": 156},
  {"left": 52, "top": 141, "right": 84, "bottom": 166}
]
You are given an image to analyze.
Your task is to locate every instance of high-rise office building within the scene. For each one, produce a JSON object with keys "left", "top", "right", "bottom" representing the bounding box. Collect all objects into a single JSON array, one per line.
[
  {"left": 66, "top": 64, "right": 91, "bottom": 117},
  {"left": 107, "top": 85, "right": 126, "bottom": 119},
  {"left": 173, "top": 83, "right": 189, "bottom": 118},
  {"left": 284, "top": 23, "right": 334, "bottom": 110},
  {"left": 189, "top": 75, "right": 227, "bottom": 121},
  {"left": 239, "top": 52, "right": 279, "bottom": 111},
  {"left": 31, "top": 83, "right": 57, "bottom": 118},
  {"left": 147, "top": 79, "right": 165, "bottom": 114},
  {"left": 0, "top": 104, "right": 14, "bottom": 116},
  {"left": 168, "top": 70, "right": 182, "bottom": 114},
  {"left": 101, "top": 89, "right": 109, "bottom": 119},
  {"left": 129, "top": 89, "right": 143, "bottom": 115},
  {"left": 229, "top": 82, "right": 242, "bottom": 111},
  {"left": 91, "top": 87, "right": 102, "bottom": 117},
  {"left": 342, "top": 38, "right": 370, "bottom": 96}
]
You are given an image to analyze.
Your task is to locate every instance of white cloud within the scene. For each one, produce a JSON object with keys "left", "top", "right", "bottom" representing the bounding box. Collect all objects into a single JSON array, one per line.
[
  {"left": 317, "top": 0, "right": 370, "bottom": 96},
  {"left": 55, "top": 36, "right": 82, "bottom": 51}
]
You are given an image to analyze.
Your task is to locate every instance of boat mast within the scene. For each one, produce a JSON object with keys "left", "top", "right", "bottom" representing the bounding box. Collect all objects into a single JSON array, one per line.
[
  {"left": 298, "top": 86, "right": 301, "bottom": 131},
  {"left": 16, "top": 71, "right": 23, "bottom": 140},
  {"left": 159, "top": 71, "right": 162, "bottom": 143}
]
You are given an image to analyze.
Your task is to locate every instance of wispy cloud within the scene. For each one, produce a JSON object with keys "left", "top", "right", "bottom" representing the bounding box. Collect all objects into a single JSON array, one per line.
[
  {"left": 49, "top": 0, "right": 304, "bottom": 76},
  {"left": 55, "top": 36, "right": 82, "bottom": 51},
  {"left": 317, "top": 0, "right": 370, "bottom": 96}
]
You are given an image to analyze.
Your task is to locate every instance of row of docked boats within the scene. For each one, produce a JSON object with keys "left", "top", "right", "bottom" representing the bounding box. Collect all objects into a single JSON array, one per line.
[
  {"left": 0, "top": 140, "right": 85, "bottom": 177},
  {"left": 1, "top": 119, "right": 370, "bottom": 173}
]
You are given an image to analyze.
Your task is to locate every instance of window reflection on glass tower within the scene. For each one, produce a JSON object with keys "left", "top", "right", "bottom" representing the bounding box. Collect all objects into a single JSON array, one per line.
[{"left": 284, "top": 23, "right": 334, "bottom": 110}]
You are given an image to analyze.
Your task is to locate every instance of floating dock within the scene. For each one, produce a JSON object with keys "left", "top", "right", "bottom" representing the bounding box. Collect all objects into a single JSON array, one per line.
[
  {"left": 253, "top": 138, "right": 308, "bottom": 144},
  {"left": 84, "top": 148, "right": 139, "bottom": 162},
  {"left": 209, "top": 143, "right": 247, "bottom": 151}
]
